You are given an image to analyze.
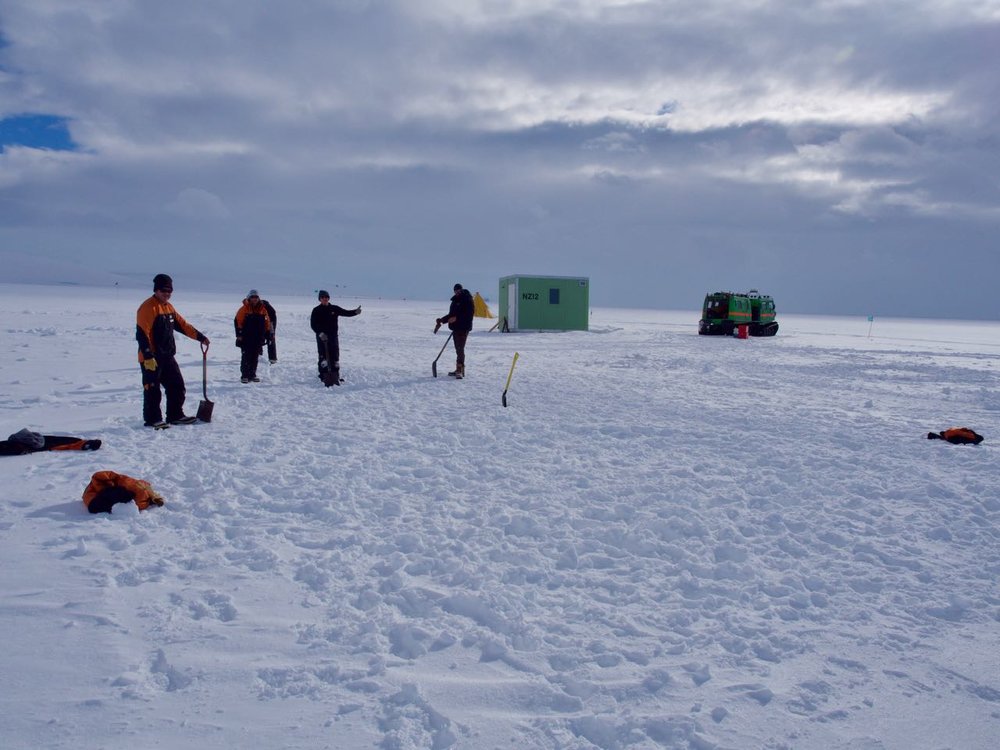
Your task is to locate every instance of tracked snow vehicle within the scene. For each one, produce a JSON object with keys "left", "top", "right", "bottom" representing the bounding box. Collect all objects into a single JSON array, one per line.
[{"left": 698, "top": 289, "right": 779, "bottom": 336}]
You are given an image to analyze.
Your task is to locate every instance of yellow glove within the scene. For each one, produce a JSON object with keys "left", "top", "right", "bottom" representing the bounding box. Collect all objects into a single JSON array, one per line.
[{"left": 143, "top": 358, "right": 158, "bottom": 372}]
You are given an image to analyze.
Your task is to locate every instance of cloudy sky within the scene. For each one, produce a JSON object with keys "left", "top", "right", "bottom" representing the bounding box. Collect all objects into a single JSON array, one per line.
[{"left": 1, "top": 0, "right": 998, "bottom": 317}]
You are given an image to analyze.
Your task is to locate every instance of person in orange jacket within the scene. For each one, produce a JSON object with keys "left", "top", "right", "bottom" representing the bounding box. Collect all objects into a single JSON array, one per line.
[
  {"left": 136, "top": 274, "right": 210, "bottom": 427},
  {"left": 234, "top": 289, "right": 272, "bottom": 383},
  {"left": 82, "top": 471, "right": 164, "bottom": 513}
]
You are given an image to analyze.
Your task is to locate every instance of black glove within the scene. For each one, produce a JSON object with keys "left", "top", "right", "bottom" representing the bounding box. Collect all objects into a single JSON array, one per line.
[{"left": 236, "top": 337, "right": 243, "bottom": 348}]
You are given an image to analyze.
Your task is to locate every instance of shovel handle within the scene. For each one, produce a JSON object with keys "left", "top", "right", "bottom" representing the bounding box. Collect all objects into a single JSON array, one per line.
[
  {"left": 201, "top": 342, "right": 209, "bottom": 400},
  {"left": 503, "top": 352, "right": 520, "bottom": 391},
  {"left": 501, "top": 352, "right": 519, "bottom": 407},
  {"left": 435, "top": 332, "right": 454, "bottom": 360},
  {"left": 432, "top": 332, "right": 453, "bottom": 377}
]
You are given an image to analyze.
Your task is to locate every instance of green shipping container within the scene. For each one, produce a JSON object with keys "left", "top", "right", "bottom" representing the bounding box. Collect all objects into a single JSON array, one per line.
[{"left": 499, "top": 275, "right": 589, "bottom": 332}]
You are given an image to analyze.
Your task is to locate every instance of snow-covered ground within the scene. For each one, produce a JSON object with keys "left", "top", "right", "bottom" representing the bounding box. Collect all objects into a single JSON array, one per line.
[{"left": 1, "top": 283, "right": 998, "bottom": 750}]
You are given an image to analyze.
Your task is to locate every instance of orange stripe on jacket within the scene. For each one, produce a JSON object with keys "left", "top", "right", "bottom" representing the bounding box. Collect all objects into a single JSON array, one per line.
[
  {"left": 235, "top": 301, "right": 273, "bottom": 332},
  {"left": 136, "top": 296, "right": 203, "bottom": 363}
]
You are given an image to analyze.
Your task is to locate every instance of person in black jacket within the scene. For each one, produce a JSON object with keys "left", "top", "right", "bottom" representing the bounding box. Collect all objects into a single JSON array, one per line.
[
  {"left": 262, "top": 298, "right": 278, "bottom": 363},
  {"left": 434, "top": 283, "right": 475, "bottom": 379},
  {"left": 310, "top": 290, "right": 361, "bottom": 385}
]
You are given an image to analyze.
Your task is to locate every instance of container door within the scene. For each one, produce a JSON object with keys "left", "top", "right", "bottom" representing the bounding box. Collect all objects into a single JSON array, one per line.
[{"left": 507, "top": 280, "right": 518, "bottom": 330}]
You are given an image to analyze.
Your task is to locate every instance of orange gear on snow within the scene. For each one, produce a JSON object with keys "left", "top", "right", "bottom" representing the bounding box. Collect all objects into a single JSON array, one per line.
[
  {"left": 940, "top": 428, "right": 983, "bottom": 444},
  {"left": 927, "top": 427, "right": 984, "bottom": 445},
  {"left": 82, "top": 470, "right": 164, "bottom": 511}
]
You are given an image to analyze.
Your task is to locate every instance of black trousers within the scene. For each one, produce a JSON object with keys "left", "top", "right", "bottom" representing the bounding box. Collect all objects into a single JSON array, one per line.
[
  {"left": 453, "top": 329, "right": 469, "bottom": 366},
  {"left": 142, "top": 356, "right": 186, "bottom": 424},
  {"left": 240, "top": 344, "right": 261, "bottom": 379}
]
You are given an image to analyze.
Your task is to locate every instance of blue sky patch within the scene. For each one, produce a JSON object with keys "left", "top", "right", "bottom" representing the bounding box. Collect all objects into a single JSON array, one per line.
[{"left": 0, "top": 114, "right": 77, "bottom": 152}]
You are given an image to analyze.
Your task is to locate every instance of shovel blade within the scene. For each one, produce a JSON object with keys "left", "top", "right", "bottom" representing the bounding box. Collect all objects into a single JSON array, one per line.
[{"left": 197, "top": 399, "right": 214, "bottom": 423}]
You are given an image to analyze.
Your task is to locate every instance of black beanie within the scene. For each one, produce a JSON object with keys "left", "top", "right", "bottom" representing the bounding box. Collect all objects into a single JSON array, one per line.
[
  {"left": 153, "top": 273, "right": 173, "bottom": 290},
  {"left": 318, "top": 289, "right": 330, "bottom": 299},
  {"left": 454, "top": 283, "right": 463, "bottom": 292}
]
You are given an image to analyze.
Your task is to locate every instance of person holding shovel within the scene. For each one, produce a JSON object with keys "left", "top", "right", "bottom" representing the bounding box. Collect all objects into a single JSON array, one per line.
[
  {"left": 136, "top": 273, "right": 210, "bottom": 427},
  {"left": 310, "top": 290, "right": 361, "bottom": 386},
  {"left": 434, "top": 283, "right": 474, "bottom": 379}
]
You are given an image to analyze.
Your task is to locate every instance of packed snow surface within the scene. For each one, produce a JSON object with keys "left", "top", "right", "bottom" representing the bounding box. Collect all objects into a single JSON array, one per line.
[{"left": 1, "top": 283, "right": 998, "bottom": 750}]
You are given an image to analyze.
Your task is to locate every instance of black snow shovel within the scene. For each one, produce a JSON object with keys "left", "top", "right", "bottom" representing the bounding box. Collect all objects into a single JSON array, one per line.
[
  {"left": 196, "top": 341, "right": 214, "bottom": 422},
  {"left": 432, "top": 332, "right": 453, "bottom": 378},
  {"left": 322, "top": 336, "right": 338, "bottom": 387}
]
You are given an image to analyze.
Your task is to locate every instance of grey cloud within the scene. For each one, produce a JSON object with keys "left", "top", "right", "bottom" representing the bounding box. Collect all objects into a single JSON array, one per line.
[
  {"left": 0, "top": 1, "right": 997, "bottom": 317},
  {"left": 582, "top": 131, "right": 644, "bottom": 152},
  {"left": 166, "top": 187, "right": 231, "bottom": 220}
]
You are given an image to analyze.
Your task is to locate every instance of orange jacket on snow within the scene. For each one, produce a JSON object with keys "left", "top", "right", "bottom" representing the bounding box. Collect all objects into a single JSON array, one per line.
[
  {"left": 927, "top": 427, "right": 984, "bottom": 445},
  {"left": 82, "top": 471, "right": 164, "bottom": 512}
]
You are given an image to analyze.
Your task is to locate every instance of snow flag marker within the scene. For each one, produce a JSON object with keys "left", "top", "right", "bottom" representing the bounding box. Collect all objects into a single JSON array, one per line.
[
  {"left": 867, "top": 314, "right": 874, "bottom": 338},
  {"left": 502, "top": 352, "right": 520, "bottom": 408}
]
